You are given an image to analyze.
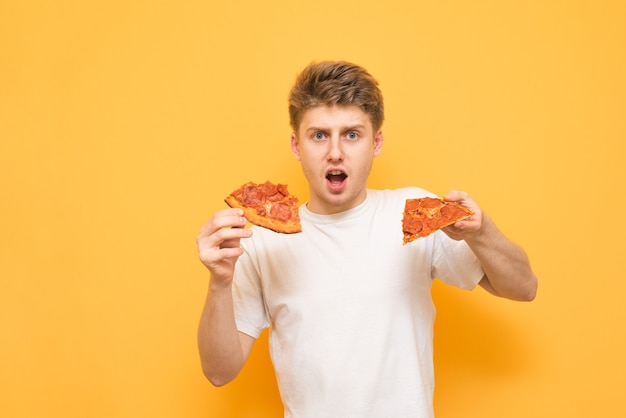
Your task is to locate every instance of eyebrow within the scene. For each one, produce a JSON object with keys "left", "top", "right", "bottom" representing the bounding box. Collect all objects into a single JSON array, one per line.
[{"left": 304, "top": 124, "right": 366, "bottom": 134}]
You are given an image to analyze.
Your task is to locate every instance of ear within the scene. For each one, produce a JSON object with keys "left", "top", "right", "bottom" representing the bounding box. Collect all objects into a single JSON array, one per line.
[
  {"left": 373, "top": 130, "right": 384, "bottom": 157},
  {"left": 290, "top": 132, "right": 301, "bottom": 161}
]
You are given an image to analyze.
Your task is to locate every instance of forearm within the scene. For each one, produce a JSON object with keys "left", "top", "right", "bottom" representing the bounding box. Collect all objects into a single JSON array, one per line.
[
  {"left": 466, "top": 215, "right": 538, "bottom": 301},
  {"left": 197, "top": 279, "right": 246, "bottom": 386}
]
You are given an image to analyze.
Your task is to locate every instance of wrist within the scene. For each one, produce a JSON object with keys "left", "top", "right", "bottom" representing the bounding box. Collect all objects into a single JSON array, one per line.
[
  {"left": 209, "top": 274, "right": 234, "bottom": 292},
  {"left": 464, "top": 213, "right": 495, "bottom": 247}
]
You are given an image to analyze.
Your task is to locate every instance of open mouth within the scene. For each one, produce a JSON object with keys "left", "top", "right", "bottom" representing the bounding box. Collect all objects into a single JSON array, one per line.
[{"left": 326, "top": 170, "right": 347, "bottom": 186}]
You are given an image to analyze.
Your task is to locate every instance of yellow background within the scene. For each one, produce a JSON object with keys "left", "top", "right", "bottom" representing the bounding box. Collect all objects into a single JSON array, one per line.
[{"left": 1, "top": 0, "right": 625, "bottom": 417}]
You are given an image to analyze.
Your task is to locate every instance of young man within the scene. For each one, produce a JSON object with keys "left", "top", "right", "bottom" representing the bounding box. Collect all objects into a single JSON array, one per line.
[{"left": 196, "top": 61, "right": 537, "bottom": 417}]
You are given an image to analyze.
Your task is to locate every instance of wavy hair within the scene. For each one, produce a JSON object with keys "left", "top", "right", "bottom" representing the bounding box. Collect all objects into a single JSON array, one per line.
[{"left": 288, "top": 61, "right": 384, "bottom": 132}]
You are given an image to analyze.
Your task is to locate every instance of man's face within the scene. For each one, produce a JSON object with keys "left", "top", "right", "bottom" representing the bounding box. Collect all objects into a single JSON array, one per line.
[{"left": 291, "top": 104, "right": 384, "bottom": 215}]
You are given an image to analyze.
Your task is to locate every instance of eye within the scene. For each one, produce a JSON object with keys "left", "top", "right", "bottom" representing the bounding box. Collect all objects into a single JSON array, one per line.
[
  {"left": 313, "top": 132, "right": 325, "bottom": 141},
  {"left": 346, "top": 131, "right": 359, "bottom": 140}
]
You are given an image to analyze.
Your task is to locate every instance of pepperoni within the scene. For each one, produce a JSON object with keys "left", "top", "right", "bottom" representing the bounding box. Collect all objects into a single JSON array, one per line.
[
  {"left": 269, "top": 202, "right": 292, "bottom": 222},
  {"left": 419, "top": 197, "right": 441, "bottom": 209},
  {"left": 440, "top": 204, "right": 468, "bottom": 222},
  {"left": 267, "top": 192, "right": 285, "bottom": 202},
  {"left": 402, "top": 214, "right": 425, "bottom": 234},
  {"left": 404, "top": 199, "right": 421, "bottom": 212},
  {"left": 277, "top": 183, "right": 289, "bottom": 196},
  {"left": 241, "top": 185, "right": 266, "bottom": 206},
  {"left": 259, "top": 181, "right": 278, "bottom": 197}
]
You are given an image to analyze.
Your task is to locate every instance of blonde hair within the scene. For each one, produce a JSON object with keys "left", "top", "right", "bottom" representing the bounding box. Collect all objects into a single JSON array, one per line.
[{"left": 288, "top": 61, "right": 384, "bottom": 132}]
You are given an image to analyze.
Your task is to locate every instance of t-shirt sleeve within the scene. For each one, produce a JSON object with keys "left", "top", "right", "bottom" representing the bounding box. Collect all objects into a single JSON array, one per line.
[
  {"left": 231, "top": 244, "right": 271, "bottom": 339},
  {"left": 431, "top": 232, "right": 484, "bottom": 290}
]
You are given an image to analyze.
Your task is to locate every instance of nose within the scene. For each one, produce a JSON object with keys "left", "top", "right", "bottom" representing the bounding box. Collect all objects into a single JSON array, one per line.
[{"left": 327, "top": 137, "right": 344, "bottom": 161}]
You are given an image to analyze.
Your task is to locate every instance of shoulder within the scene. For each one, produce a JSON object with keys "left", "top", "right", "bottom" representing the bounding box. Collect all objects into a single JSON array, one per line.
[
  {"left": 368, "top": 187, "right": 438, "bottom": 202},
  {"left": 365, "top": 188, "right": 439, "bottom": 221}
]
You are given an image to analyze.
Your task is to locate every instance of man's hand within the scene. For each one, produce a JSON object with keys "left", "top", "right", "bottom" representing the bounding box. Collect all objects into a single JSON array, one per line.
[
  {"left": 441, "top": 190, "right": 483, "bottom": 241},
  {"left": 196, "top": 208, "right": 252, "bottom": 286},
  {"left": 197, "top": 208, "right": 255, "bottom": 386}
]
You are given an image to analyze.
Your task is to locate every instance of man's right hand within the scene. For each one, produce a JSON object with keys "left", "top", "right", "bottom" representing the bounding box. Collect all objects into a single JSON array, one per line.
[
  {"left": 197, "top": 208, "right": 255, "bottom": 386},
  {"left": 196, "top": 208, "right": 252, "bottom": 286}
]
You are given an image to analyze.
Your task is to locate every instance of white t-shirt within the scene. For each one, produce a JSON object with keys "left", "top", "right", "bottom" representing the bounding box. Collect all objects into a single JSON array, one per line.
[{"left": 233, "top": 188, "right": 484, "bottom": 418}]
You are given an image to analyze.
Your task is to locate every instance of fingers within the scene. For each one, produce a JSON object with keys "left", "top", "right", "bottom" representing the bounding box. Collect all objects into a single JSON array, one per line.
[
  {"left": 197, "top": 208, "right": 253, "bottom": 271},
  {"left": 198, "top": 209, "right": 252, "bottom": 248},
  {"left": 441, "top": 190, "right": 484, "bottom": 239},
  {"left": 198, "top": 208, "right": 246, "bottom": 238},
  {"left": 443, "top": 190, "right": 468, "bottom": 202},
  {"left": 441, "top": 225, "right": 464, "bottom": 241},
  {"left": 442, "top": 216, "right": 477, "bottom": 241},
  {"left": 444, "top": 190, "right": 479, "bottom": 213}
]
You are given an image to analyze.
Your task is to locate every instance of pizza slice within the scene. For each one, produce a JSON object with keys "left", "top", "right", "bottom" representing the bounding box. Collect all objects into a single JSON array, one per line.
[
  {"left": 225, "top": 181, "right": 302, "bottom": 234},
  {"left": 402, "top": 197, "right": 474, "bottom": 244}
]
